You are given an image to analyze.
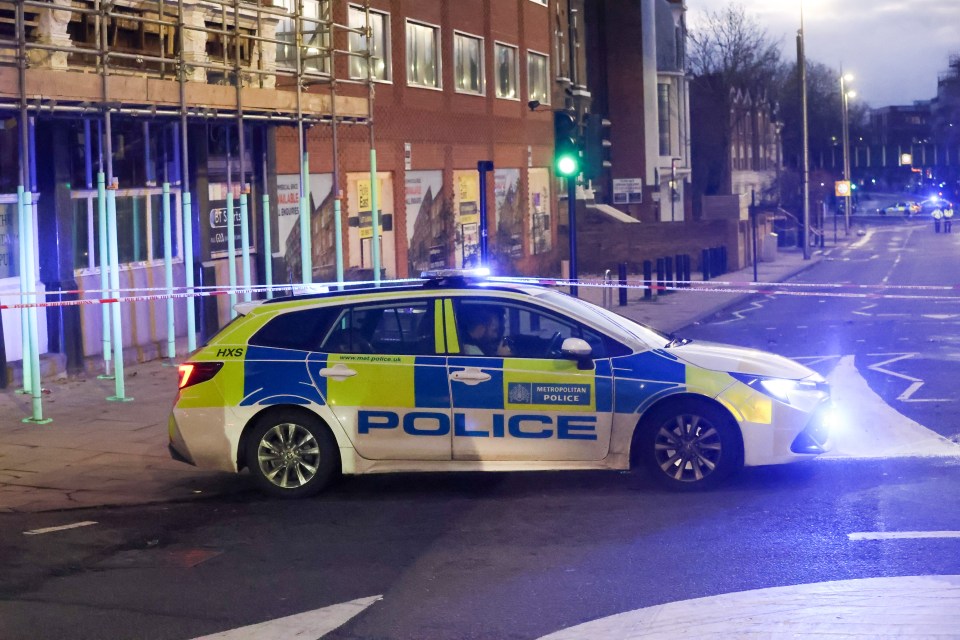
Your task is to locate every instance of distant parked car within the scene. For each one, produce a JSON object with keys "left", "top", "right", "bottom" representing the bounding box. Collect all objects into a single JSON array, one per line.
[{"left": 881, "top": 202, "right": 920, "bottom": 216}]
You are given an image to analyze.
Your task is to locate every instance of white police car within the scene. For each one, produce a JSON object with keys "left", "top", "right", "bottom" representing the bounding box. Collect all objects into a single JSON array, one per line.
[{"left": 169, "top": 270, "right": 833, "bottom": 497}]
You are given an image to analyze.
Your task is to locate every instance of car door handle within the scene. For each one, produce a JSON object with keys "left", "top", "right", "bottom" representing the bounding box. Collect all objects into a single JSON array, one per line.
[
  {"left": 319, "top": 363, "right": 358, "bottom": 382},
  {"left": 450, "top": 368, "right": 491, "bottom": 385}
]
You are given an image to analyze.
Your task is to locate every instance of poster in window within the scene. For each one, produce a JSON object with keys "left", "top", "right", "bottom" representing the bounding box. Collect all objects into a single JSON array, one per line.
[
  {"left": 346, "top": 172, "right": 396, "bottom": 278},
  {"left": 494, "top": 168, "right": 523, "bottom": 261},
  {"left": 405, "top": 170, "right": 446, "bottom": 274},
  {"left": 528, "top": 168, "right": 552, "bottom": 254},
  {"left": 453, "top": 170, "right": 481, "bottom": 268},
  {"left": 275, "top": 173, "right": 335, "bottom": 282}
]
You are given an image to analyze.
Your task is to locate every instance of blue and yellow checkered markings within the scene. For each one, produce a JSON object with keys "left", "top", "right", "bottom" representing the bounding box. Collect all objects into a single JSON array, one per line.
[
  {"left": 325, "top": 354, "right": 417, "bottom": 409},
  {"left": 239, "top": 346, "right": 328, "bottom": 407},
  {"left": 448, "top": 356, "right": 506, "bottom": 409},
  {"left": 413, "top": 356, "right": 451, "bottom": 409}
]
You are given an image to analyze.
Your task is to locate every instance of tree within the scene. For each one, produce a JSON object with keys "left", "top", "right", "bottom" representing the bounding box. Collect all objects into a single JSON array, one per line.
[{"left": 688, "top": 4, "right": 783, "bottom": 208}]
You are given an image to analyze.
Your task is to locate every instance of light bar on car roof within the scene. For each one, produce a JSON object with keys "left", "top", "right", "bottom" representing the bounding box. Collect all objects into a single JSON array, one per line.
[{"left": 420, "top": 267, "right": 491, "bottom": 280}]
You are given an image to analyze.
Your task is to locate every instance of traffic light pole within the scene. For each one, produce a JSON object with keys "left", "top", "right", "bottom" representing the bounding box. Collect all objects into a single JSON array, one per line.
[{"left": 568, "top": 178, "right": 578, "bottom": 297}]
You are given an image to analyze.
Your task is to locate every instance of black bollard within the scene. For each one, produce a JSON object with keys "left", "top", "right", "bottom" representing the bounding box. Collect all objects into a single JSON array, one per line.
[
  {"left": 618, "top": 262, "right": 628, "bottom": 306},
  {"left": 701, "top": 249, "right": 710, "bottom": 281},
  {"left": 655, "top": 257, "right": 665, "bottom": 296},
  {"left": 642, "top": 260, "right": 652, "bottom": 300},
  {"left": 674, "top": 254, "right": 684, "bottom": 288},
  {"left": 720, "top": 246, "right": 728, "bottom": 274},
  {"left": 664, "top": 256, "right": 674, "bottom": 293}
]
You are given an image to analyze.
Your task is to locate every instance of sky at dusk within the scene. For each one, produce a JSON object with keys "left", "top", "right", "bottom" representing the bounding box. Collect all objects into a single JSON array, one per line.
[{"left": 687, "top": 0, "right": 960, "bottom": 109}]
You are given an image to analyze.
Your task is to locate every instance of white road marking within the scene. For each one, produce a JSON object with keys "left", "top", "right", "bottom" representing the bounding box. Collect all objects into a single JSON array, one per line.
[
  {"left": 849, "top": 531, "right": 960, "bottom": 541},
  {"left": 191, "top": 595, "right": 381, "bottom": 640},
  {"left": 822, "top": 355, "right": 958, "bottom": 458},
  {"left": 538, "top": 576, "right": 960, "bottom": 639},
  {"left": 713, "top": 298, "right": 768, "bottom": 325},
  {"left": 792, "top": 355, "right": 842, "bottom": 366},
  {"left": 23, "top": 521, "right": 97, "bottom": 535},
  {"left": 866, "top": 352, "right": 950, "bottom": 403}
]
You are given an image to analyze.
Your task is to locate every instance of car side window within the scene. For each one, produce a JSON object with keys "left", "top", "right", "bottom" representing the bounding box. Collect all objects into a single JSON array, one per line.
[
  {"left": 248, "top": 307, "right": 338, "bottom": 351},
  {"left": 321, "top": 301, "right": 435, "bottom": 355},
  {"left": 454, "top": 299, "right": 608, "bottom": 359}
]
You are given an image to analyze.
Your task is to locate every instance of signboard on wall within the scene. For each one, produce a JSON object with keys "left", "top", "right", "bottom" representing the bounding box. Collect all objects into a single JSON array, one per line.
[
  {"left": 0, "top": 202, "right": 19, "bottom": 279},
  {"left": 275, "top": 173, "right": 335, "bottom": 281},
  {"left": 208, "top": 182, "right": 254, "bottom": 257},
  {"left": 612, "top": 178, "right": 643, "bottom": 204}
]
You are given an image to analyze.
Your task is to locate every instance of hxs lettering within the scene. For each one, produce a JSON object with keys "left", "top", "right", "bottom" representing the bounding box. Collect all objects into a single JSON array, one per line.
[{"left": 357, "top": 410, "right": 597, "bottom": 440}]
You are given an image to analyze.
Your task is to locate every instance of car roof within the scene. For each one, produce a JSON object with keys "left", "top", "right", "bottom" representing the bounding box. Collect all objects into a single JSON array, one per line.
[{"left": 259, "top": 275, "right": 550, "bottom": 308}]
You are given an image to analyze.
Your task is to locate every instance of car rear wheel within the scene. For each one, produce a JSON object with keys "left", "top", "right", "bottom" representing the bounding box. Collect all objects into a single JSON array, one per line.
[
  {"left": 635, "top": 399, "right": 742, "bottom": 490},
  {"left": 245, "top": 410, "right": 338, "bottom": 498}
]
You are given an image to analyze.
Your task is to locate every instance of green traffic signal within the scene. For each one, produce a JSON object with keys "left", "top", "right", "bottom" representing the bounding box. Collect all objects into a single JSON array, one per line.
[{"left": 556, "top": 153, "right": 579, "bottom": 177}]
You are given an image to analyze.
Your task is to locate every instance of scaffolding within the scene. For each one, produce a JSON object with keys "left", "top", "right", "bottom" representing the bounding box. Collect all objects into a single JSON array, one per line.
[{"left": 0, "top": 0, "right": 380, "bottom": 418}]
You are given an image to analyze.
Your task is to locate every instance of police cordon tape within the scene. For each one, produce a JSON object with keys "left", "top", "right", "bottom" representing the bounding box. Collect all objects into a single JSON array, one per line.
[{"left": 4, "top": 276, "right": 960, "bottom": 310}]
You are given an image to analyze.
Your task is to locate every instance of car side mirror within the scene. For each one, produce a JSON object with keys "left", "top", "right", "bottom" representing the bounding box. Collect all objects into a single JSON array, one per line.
[{"left": 561, "top": 337, "right": 593, "bottom": 369}]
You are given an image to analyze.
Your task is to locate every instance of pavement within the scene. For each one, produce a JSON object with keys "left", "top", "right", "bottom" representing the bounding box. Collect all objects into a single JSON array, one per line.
[{"left": 0, "top": 246, "right": 822, "bottom": 515}]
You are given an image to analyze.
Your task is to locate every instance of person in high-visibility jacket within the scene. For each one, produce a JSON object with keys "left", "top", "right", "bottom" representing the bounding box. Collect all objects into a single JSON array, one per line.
[
  {"left": 932, "top": 207, "right": 943, "bottom": 233},
  {"left": 944, "top": 206, "right": 954, "bottom": 233}
]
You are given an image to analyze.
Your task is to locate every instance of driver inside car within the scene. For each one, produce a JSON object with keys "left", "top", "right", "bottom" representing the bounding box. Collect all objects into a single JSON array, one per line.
[{"left": 460, "top": 306, "right": 514, "bottom": 357}]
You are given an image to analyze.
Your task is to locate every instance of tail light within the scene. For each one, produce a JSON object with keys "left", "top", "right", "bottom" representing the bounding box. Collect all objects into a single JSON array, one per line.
[{"left": 178, "top": 362, "right": 223, "bottom": 389}]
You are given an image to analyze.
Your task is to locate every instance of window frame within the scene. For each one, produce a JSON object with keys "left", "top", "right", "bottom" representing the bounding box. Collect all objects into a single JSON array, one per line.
[
  {"left": 451, "top": 297, "right": 620, "bottom": 360},
  {"left": 274, "top": 0, "right": 332, "bottom": 77},
  {"left": 453, "top": 30, "right": 486, "bottom": 96},
  {"left": 493, "top": 41, "right": 520, "bottom": 101},
  {"left": 347, "top": 4, "right": 392, "bottom": 83},
  {"left": 70, "top": 186, "right": 184, "bottom": 273},
  {"left": 526, "top": 49, "right": 550, "bottom": 105},
  {"left": 320, "top": 299, "right": 438, "bottom": 356},
  {"left": 405, "top": 18, "right": 443, "bottom": 91}
]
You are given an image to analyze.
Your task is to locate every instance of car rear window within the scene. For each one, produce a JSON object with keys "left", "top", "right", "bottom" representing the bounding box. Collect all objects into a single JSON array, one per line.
[{"left": 249, "top": 307, "right": 339, "bottom": 351}]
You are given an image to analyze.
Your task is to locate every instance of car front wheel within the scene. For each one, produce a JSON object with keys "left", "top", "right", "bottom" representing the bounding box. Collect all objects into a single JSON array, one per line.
[
  {"left": 245, "top": 410, "right": 338, "bottom": 498},
  {"left": 635, "top": 399, "right": 742, "bottom": 490}
]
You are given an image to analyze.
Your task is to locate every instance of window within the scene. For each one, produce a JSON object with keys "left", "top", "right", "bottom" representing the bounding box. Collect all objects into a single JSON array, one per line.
[
  {"left": 249, "top": 307, "right": 338, "bottom": 351},
  {"left": 276, "top": 0, "right": 331, "bottom": 75},
  {"left": 454, "top": 32, "right": 484, "bottom": 95},
  {"left": 348, "top": 6, "right": 390, "bottom": 81},
  {"left": 322, "top": 301, "right": 435, "bottom": 355},
  {"left": 455, "top": 299, "right": 608, "bottom": 360},
  {"left": 406, "top": 21, "right": 440, "bottom": 88},
  {"left": 658, "top": 82, "right": 671, "bottom": 155},
  {"left": 494, "top": 43, "right": 518, "bottom": 99},
  {"left": 527, "top": 51, "right": 549, "bottom": 104},
  {"left": 71, "top": 188, "right": 182, "bottom": 271}
]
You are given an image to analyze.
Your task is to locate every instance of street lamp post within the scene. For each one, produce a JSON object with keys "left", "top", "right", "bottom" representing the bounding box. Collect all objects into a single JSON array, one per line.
[
  {"left": 840, "top": 72, "right": 855, "bottom": 235},
  {"left": 798, "top": 3, "right": 811, "bottom": 259}
]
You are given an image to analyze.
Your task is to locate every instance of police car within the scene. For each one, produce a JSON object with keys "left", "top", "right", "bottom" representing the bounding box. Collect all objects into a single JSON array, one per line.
[{"left": 169, "top": 270, "right": 833, "bottom": 497}]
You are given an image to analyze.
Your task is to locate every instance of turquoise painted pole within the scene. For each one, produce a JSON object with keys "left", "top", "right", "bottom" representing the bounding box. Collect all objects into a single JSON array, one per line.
[
  {"left": 16, "top": 186, "right": 31, "bottom": 395},
  {"left": 24, "top": 188, "right": 45, "bottom": 422},
  {"left": 262, "top": 193, "right": 273, "bottom": 299},
  {"left": 132, "top": 195, "right": 141, "bottom": 261},
  {"left": 226, "top": 190, "right": 237, "bottom": 317},
  {"left": 106, "top": 188, "right": 129, "bottom": 401},
  {"left": 370, "top": 149, "right": 380, "bottom": 284},
  {"left": 334, "top": 196, "right": 344, "bottom": 284},
  {"left": 240, "top": 192, "right": 251, "bottom": 302},
  {"left": 96, "top": 172, "right": 112, "bottom": 378},
  {"left": 162, "top": 182, "right": 175, "bottom": 359},
  {"left": 299, "top": 152, "right": 312, "bottom": 285},
  {"left": 183, "top": 191, "right": 196, "bottom": 352}
]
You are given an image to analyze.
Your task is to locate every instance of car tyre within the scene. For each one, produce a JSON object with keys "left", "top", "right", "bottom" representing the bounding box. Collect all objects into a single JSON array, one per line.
[
  {"left": 245, "top": 409, "right": 338, "bottom": 498},
  {"left": 635, "top": 398, "right": 742, "bottom": 491}
]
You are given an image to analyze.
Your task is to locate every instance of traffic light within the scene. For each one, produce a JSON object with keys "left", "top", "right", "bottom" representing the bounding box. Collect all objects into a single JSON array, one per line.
[
  {"left": 583, "top": 113, "right": 612, "bottom": 180},
  {"left": 553, "top": 110, "right": 580, "bottom": 178}
]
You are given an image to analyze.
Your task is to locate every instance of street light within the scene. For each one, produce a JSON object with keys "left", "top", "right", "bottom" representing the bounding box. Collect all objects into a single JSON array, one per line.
[
  {"left": 840, "top": 72, "right": 855, "bottom": 235},
  {"left": 798, "top": 2, "right": 811, "bottom": 259}
]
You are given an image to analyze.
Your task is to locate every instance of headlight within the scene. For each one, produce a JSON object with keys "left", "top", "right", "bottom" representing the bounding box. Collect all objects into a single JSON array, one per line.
[{"left": 730, "top": 373, "right": 828, "bottom": 405}]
